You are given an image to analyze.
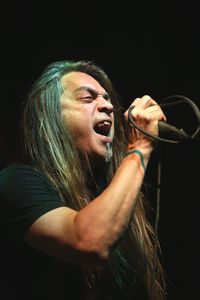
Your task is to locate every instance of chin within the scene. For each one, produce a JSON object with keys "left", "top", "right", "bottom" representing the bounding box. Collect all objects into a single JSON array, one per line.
[
  {"left": 88, "top": 146, "right": 112, "bottom": 166},
  {"left": 97, "top": 143, "right": 113, "bottom": 163}
]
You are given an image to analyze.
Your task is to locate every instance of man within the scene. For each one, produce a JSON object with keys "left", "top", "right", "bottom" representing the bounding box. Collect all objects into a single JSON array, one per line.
[{"left": 0, "top": 60, "right": 167, "bottom": 299}]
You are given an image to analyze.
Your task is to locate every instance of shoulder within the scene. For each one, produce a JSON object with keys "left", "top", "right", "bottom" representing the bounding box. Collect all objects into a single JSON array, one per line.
[
  {"left": 0, "top": 162, "right": 63, "bottom": 204},
  {"left": 0, "top": 162, "right": 65, "bottom": 239},
  {"left": 0, "top": 162, "right": 55, "bottom": 192},
  {"left": 0, "top": 162, "right": 64, "bottom": 215},
  {"left": 1, "top": 162, "right": 45, "bottom": 179}
]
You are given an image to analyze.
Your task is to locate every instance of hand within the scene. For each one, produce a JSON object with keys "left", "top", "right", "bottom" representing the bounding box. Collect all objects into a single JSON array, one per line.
[{"left": 124, "top": 95, "right": 167, "bottom": 150}]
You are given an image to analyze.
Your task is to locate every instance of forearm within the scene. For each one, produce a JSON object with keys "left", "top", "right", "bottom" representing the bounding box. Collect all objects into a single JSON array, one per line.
[{"left": 74, "top": 145, "right": 152, "bottom": 260}]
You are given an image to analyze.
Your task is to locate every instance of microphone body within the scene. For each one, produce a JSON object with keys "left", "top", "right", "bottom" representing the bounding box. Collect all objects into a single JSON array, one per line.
[
  {"left": 127, "top": 105, "right": 196, "bottom": 142},
  {"left": 158, "top": 121, "right": 191, "bottom": 141}
]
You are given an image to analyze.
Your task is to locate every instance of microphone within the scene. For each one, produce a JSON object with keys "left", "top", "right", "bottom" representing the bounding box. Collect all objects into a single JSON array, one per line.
[
  {"left": 128, "top": 104, "right": 198, "bottom": 143},
  {"left": 158, "top": 121, "right": 192, "bottom": 141}
]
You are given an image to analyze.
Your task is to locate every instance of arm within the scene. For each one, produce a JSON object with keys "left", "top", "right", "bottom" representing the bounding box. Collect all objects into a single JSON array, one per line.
[{"left": 25, "top": 95, "right": 166, "bottom": 266}]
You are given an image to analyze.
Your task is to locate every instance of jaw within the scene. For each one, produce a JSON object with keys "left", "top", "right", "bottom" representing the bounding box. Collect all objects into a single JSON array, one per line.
[
  {"left": 85, "top": 138, "right": 113, "bottom": 167},
  {"left": 93, "top": 130, "right": 113, "bottom": 157},
  {"left": 74, "top": 128, "right": 114, "bottom": 166}
]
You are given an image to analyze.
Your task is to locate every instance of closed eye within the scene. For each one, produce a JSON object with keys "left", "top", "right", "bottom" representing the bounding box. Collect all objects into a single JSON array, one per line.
[
  {"left": 80, "top": 96, "right": 94, "bottom": 102},
  {"left": 75, "top": 86, "right": 111, "bottom": 103}
]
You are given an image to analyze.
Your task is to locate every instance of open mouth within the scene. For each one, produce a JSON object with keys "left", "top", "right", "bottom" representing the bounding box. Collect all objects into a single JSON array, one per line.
[{"left": 94, "top": 120, "right": 112, "bottom": 137}]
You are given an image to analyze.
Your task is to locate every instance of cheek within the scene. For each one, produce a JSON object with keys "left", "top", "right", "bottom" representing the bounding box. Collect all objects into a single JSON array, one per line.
[
  {"left": 62, "top": 110, "right": 80, "bottom": 129},
  {"left": 62, "top": 111, "right": 91, "bottom": 140}
]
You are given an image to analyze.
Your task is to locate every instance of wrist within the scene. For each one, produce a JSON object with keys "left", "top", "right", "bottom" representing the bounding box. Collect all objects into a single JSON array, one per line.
[
  {"left": 125, "top": 149, "right": 147, "bottom": 172},
  {"left": 127, "top": 140, "right": 154, "bottom": 156}
]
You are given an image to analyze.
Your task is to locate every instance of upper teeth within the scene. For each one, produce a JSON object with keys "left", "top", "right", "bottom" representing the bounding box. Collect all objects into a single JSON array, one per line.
[{"left": 97, "top": 121, "right": 110, "bottom": 127}]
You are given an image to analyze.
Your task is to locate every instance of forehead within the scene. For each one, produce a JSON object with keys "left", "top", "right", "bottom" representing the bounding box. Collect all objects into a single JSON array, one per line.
[{"left": 61, "top": 71, "right": 105, "bottom": 93}]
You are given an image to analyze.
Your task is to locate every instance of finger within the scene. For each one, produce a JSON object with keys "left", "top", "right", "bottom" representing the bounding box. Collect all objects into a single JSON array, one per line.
[
  {"left": 129, "top": 95, "right": 157, "bottom": 110},
  {"left": 144, "top": 105, "right": 167, "bottom": 122},
  {"left": 125, "top": 97, "right": 156, "bottom": 120}
]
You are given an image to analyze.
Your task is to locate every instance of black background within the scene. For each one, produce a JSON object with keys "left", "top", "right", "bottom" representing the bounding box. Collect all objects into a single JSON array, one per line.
[{"left": 1, "top": 1, "right": 200, "bottom": 299}]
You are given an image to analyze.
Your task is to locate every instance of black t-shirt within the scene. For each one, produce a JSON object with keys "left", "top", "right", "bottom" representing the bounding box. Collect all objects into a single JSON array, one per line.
[
  {"left": 0, "top": 163, "right": 149, "bottom": 300},
  {"left": 0, "top": 163, "right": 86, "bottom": 300}
]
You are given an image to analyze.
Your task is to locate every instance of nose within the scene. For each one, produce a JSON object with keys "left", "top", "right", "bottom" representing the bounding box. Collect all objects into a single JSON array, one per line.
[{"left": 96, "top": 96, "right": 113, "bottom": 115}]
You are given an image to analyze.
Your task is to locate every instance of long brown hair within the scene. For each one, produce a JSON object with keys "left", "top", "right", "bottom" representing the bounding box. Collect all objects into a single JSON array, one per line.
[{"left": 20, "top": 60, "right": 167, "bottom": 299}]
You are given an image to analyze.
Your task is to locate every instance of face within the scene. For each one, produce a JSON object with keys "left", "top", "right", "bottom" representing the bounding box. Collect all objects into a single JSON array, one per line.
[{"left": 60, "top": 71, "right": 114, "bottom": 162}]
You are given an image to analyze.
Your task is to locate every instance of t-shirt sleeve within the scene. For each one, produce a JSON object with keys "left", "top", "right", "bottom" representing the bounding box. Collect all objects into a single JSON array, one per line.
[{"left": 0, "top": 164, "right": 65, "bottom": 240}]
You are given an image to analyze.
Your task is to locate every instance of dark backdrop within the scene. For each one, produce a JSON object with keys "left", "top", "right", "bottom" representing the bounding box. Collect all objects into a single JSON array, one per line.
[{"left": 1, "top": 2, "right": 200, "bottom": 299}]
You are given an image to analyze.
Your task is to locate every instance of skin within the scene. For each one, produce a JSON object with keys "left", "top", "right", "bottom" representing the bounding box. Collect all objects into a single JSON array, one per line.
[
  {"left": 60, "top": 72, "right": 115, "bottom": 163},
  {"left": 25, "top": 71, "right": 166, "bottom": 267}
]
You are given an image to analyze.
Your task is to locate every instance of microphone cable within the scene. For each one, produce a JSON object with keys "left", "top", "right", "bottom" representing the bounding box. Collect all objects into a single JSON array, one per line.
[
  {"left": 127, "top": 95, "right": 200, "bottom": 299},
  {"left": 128, "top": 95, "right": 200, "bottom": 144}
]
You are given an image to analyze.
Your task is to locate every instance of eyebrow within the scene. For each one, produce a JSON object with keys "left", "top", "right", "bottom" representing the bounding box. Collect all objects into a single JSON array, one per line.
[{"left": 74, "top": 86, "right": 110, "bottom": 99}]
